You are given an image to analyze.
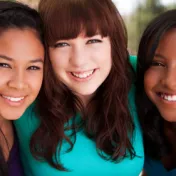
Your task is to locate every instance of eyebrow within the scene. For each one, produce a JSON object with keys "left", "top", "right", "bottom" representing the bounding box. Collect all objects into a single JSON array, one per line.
[
  {"left": 154, "top": 53, "right": 167, "bottom": 60},
  {"left": 0, "top": 54, "right": 44, "bottom": 63}
]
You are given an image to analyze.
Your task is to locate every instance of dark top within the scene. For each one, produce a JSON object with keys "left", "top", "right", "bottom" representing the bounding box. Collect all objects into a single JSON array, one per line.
[
  {"left": 144, "top": 156, "right": 176, "bottom": 176},
  {"left": 8, "top": 135, "right": 24, "bottom": 176}
]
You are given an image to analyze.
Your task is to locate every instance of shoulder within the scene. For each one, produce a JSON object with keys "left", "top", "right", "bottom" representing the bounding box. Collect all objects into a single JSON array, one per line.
[
  {"left": 144, "top": 156, "right": 169, "bottom": 176},
  {"left": 129, "top": 55, "right": 137, "bottom": 71},
  {"left": 128, "top": 56, "right": 143, "bottom": 151},
  {"left": 13, "top": 102, "right": 40, "bottom": 137},
  {"left": 128, "top": 55, "right": 137, "bottom": 109}
]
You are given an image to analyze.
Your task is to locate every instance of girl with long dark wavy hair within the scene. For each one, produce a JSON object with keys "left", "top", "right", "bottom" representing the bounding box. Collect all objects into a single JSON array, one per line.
[
  {"left": 0, "top": 1, "right": 44, "bottom": 176},
  {"left": 14, "top": 0, "right": 144, "bottom": 175},
  {"left": 136, "top": 10, "right": 176, "bottom": 176}
]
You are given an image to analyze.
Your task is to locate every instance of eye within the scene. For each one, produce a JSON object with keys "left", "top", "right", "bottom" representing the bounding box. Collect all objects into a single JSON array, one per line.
[
  {"left": 54, "top": 42, "right": 69, "bottom": 48},
  {"left": 27, "top": 66, "right": 41, "bottom": 70},
  {"left": 87, "top": 39, "right": 102, "bottom": 44},
  {"left": 0, "top": 63, "right": 11, "bottom": 68},
  {"left": 151, "top": 61, "right": 165, "bottom": 67}
]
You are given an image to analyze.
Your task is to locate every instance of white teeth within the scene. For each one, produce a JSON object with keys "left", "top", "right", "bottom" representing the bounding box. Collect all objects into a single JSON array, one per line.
[
  {"left": 72, "top": 70, "right": 94, "bottom": 79},
  {"left": 160, "top": 94, "right": 176, "bottom": 101},
  {"left": 2, "top": 95, "right": 24, "bottom": 102}
]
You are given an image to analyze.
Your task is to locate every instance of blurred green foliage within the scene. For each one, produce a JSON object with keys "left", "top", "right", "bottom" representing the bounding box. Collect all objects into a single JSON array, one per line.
[
  {"left": 126, "top": 0, "right": 176, "bottom": 54},
  {"left": 3, "top": 0, "right": 176, "bottom": 54}
]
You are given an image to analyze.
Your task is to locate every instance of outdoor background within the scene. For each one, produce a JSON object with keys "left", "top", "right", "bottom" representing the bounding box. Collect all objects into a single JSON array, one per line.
[{"left": 7, "top": 0, "right": 176, "bottom": 54}]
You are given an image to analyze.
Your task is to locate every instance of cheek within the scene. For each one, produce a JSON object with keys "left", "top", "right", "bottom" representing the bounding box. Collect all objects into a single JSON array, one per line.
[
  {"left": 104, "top": 54, "right": 112, "bottom": 72},
  {"left": 0, "top": 72, "right": 12, "bottom": 89},
  {"left": 0, "top": 70, "right": 11, "bottom": 79},
  {"left": 51, "top": 59, "right": 65, "bottom": 70},
  {"left": 95, "top": 49, "right": 112, "bottom": 68},
  {"left": 0, "top": 75, "right": 9, "bottom": 85},
  {"left": 102, "top": 45, "right": 112, "bottom": 67},
  {"left": 144, "top": 69, "right": 162, "bottom": 103},
  {"left": 144, "top": 71, "right": 151, "bottom": 89},
  {"left": 144, "top": 69, "right": 159, "bottom": 89},
  {"left": 49, "top": 52, "right": 68, "bottom": 71},
  {"left": 50, "top": 60, "right": 66, "bottom": 80},
  {"left": 144, "top": 70, "right": 155, "bottom": 98},
  {"left": 29, "top": 74, "right": 43, "bottom": 94}
]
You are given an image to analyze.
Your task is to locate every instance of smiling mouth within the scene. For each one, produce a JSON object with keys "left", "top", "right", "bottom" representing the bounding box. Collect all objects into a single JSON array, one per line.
[
  {"left": 1, "top": 95, "right": 25, "bottom": 102},
  {"left": 70, "top": 69, "right": 96, "bottom": 79},
  {"left": 157, "top": 92, "right": 176, "bottom": 102}
]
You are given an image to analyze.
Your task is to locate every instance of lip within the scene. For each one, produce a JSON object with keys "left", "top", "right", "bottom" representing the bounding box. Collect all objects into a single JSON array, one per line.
[
  {"left": 70, "top": 69, "right": 96, "bottom": 74},
  {"left": 1, "top": 94, "right": 26, "bottom": 98},
  {"left": 156, "top": 92, "right": 176, "bottom": 105},
  {"left": 157, "top": 92, "right": 176, "bottom": 96},
  {"left": 0, "top": 94, "right": 26, "bottom": 107},
  {"left": 68, "top": 69, "right": 97, "bottom": 82}
]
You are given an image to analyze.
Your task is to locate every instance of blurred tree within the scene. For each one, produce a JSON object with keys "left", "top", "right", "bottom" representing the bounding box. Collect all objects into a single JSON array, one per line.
[
  {"left": 126, "top": 0, "right": 166, "bottom": 54},
  {"left": 167, "top": 3, "right": 176, "bottom": 10}
]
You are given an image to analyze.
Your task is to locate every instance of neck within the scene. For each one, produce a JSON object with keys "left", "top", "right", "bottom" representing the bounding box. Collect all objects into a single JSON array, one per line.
[
  {"left": 78, "top": 94, "right": 94, "bottom": 107},
  {"left": 164, "top": 121, "right": 176, "bottom": 149},
  {"left": 162, "top": 121, "right": 176, "bottom": 170},
  {"left": 164, "top": 121, "right": 176, "bottom": 133},
  {"left": 0, "top": 118, "right": 14, "bottom": 161}
]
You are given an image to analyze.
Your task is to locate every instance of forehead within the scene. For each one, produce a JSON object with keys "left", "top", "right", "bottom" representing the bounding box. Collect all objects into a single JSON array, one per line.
[
  {"left": 161, "top": 29, "right": 176, "bottom": 44},
  {"left": 0, "top": 28, "right": 44, "bottom": 61},
  {"left": 42, "top": 2, "right": 112, "bottom": 45},
  {"left": 156, "top": 29, "right": 176, "bottom": 55},
  {"left": 48, "top": 21, "right": 109, "bottom": 45}
]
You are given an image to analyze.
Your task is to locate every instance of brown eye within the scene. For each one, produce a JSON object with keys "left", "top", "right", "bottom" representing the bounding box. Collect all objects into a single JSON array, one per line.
[
  {"left": 0, "top": 63, "right": 11, "bottom": 68},
  {"left": 27, "top": 66, "right": 40, "bottom": 70},
  {"left": 151, "top": 61, "right": 165, "bottom": 67}
]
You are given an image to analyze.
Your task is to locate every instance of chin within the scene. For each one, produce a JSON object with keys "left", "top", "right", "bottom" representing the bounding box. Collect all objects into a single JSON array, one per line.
[
  {"left": 78, "top": 91, "right": 96, "bottom": 98},
  {"left": 77, "top": 88, "right": 98, "bottom": 95},
  {"left": 163, "top": 118, "right": 176, "bottom": 123},
  {"left": 6, "top": 116, "right": 22, "bottom": 121},
  {"left": 161, "top": 113, "right": 176, "bottom": 122},
  {"left": 3, "top": 111, "right": 25, "bottom": 121}
]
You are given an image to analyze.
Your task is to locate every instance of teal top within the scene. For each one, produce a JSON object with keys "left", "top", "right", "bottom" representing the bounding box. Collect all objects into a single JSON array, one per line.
[
  {"left": 145, "top": 156, "right": 176, "bottom": 176},
  {"left": 14, "top": 56, "right": 144, "bottom": 176}
]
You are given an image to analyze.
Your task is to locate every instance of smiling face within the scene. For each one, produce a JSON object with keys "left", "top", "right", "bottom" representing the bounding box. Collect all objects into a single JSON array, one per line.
[
  {"left": 49, "top": 33, "right": 112, "bottom": 103},
  {"left": 0, "top": 28, "right": 44, "bottom": 121},
  {"left": 144, "top": 29, "right": 176, "bottom": 122}
]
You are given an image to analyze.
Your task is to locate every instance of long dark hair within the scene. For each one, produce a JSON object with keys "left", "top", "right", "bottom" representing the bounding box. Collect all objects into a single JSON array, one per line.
[
  {"left": 136, "top": 9, "right": 176, "bottom": 160},
  {"left": 31, "top": 0, "right": 136, "bottom": 170},
  {"left": 0, "top": 1, "right": 44, "bottom": 175}
]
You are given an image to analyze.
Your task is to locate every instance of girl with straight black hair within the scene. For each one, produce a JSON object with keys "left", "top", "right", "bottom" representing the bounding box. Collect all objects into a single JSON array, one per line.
[{"left": 136, "top": 9, "right": 176, "bottom": 176}]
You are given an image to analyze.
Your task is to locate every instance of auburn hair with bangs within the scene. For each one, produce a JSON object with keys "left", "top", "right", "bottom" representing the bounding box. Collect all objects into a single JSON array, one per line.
[{"left": 31, "top": 0, "right": 136, "bottom": 171}]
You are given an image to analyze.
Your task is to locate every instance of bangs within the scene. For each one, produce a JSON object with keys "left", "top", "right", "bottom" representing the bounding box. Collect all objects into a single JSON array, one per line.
[{"left": 42, "top": 0, "right": 113, "bottom": 46}]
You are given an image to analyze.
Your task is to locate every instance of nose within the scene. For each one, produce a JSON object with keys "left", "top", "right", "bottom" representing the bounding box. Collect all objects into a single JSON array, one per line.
[
  {"left": 8, "top": 69, "right": 28, "bottom": 90},
  {"left": 70, "top": 45, "right": 88, "bottom": 67},
  {"left": 161, "top": 69, "right": 176, "bottom": 90}
]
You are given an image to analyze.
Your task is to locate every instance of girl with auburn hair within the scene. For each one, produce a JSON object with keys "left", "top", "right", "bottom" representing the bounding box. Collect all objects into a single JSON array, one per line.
[
  {"left": 0, "top": 1, "right": 44, "bottom": 176},
  {"left": 136, "top": 10, "right": 176, "bottom": 176},
  {"left": 14, "top": 0, "right": 144, "bottom": 175}
]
